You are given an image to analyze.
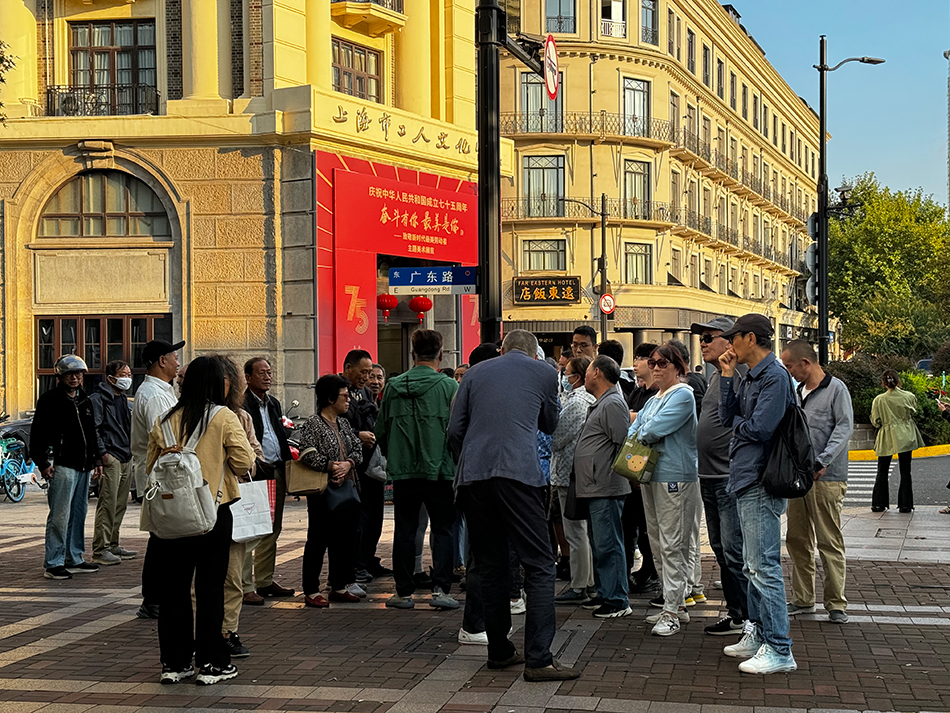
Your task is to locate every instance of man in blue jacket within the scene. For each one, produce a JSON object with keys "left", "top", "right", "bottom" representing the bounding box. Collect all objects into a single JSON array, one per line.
[
  {"left": 718, "top": 314, "right": 796, "bottom": 675},
  {"left": 448, "top": 330, "right": 579, "bottom": 683}
]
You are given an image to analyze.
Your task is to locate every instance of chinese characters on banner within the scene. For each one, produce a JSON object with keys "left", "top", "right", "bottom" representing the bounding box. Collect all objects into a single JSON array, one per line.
[{"left": 512, "top": 276, "right": 582, "bottom": 306}]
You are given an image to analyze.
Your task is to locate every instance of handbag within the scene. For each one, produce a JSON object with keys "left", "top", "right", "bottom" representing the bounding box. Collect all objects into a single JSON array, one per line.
[
  {"left": 611, "top": 430, "right": 659, "bottom": 484},
  {"left": 286, "top": 447, "right": 329, "bottom": 496},
  {"left": 325, "top": 478, "right": 361, "bottom": 512},
  {"left": 563, "top": 468, "right": 588, "bottom": 520},
  {"left": 231, "top": 480, "right": 273, "bottom": 543},
  {"left": 365, "top": 445, "right": 387, "bottom": 482},
  {"left": 762, "top": 372, "right": 815, "bottom": 499}
]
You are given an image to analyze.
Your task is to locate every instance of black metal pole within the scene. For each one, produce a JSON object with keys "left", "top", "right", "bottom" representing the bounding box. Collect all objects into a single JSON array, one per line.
[
  {"left": 600, "top": 192, "right": 608, "bottom": 341},
  {"left": 476, "top": 0, "right": 504, "bottom": 345},
  {"left": 817, "top": 35, "right": 829, "bottom": 366}
]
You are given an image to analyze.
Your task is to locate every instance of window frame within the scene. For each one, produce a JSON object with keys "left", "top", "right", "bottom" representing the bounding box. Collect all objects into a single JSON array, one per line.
[
  {"left": 522, "top": 238, "right": 567, "bottom": 272},
  {"left": 741, "top": 83, "right": 748, "bottom": 119},
  {"left": 331, "top": 37, "right": 383, "bottom": 104},
  {"left": 702, "top": 44, "right": 711, "bottom": 87},
  {"left": 545, "top": 0, "right": 576, "bottom": 33},
  {"left": 686, "top": 29, "right": 695, "bottom": 73},
  {"left": 68, "top": 19, "right": 157, "bottom": 90},
  {"left": 716, "top": 58, "right": 724, "bottom": 99},
  {"left": 624, "top": 242, "right": 654, "bottom": 285}
]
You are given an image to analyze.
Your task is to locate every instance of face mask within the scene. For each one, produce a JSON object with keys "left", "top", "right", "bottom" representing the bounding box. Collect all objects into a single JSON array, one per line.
[
  {"left": 561, "top": 375, "right": 575, "bottom": 393},
  {"left": 115, "top": 376, "right": 133, "bottom": 392}
]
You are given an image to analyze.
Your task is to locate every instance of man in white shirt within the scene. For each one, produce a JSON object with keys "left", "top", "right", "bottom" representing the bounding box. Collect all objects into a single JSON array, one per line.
[{"left": 131, "top": 339, "right": 183, "bottom": 620}]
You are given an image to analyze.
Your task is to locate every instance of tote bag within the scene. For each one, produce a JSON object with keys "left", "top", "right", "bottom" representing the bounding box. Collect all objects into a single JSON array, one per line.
[
  {"left": 286, "top": 447, "right": 329, "bottom": 496},
  {"left": 231, "top": 480, "right": 273, "bottom": 543},
  {"left": 611, "top": 431, "right": 659, "bottom": 484}
]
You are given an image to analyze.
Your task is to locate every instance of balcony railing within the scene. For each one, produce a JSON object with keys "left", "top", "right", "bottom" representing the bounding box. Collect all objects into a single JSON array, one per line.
[
  {"left": 641, "top": 26, "right": 659, "bottom": 45},
  {"left": 714, "top": 151, "right": 739, "bottom": 181},
  {"left": 741, "top": 169, "right": 761, "bottom": 194},
  {"left": 601, "top": 19, "right": 626, "bottom": 37},
  {"left": 617, "top": 200, "right": 672, "bottom": 222},
  {"left": 46, "top": 84, "right": 159, "bottom": 117},
  {"left": 717, "top": 223, "right": 739, "bottom": 247},
  {"left": 675, "top": 128, "right": 712, "bottom": 162},
  {"left": 500, "top": 111, "right": 674, "bottom": 141},
  {"left": 331, "top": 0, "right": 404, "bottom": 10},
  {"left": 546, "top": 15, "right": 576, "bottom": 33},
  {"left": 682, "top": 209, "right": 712, "bottom": 236}
]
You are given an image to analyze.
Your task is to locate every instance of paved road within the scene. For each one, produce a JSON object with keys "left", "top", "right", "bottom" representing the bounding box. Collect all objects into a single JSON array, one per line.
[{"left": 846, "top": 454, "right": 950, "bottom": 508}]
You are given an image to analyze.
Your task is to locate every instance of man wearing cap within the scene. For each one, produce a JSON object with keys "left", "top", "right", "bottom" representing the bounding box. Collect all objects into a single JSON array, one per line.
[
  {"left": 717, "top": 314, "right": 796, "bottom": 675},
  {"left": 31, "top": 355, "right": 104, "bottom": 580},
  {"left": 131, "top": 339, "right": 183, "bottom": 619},
  {"left": 690, "top": 317, "right": 748, "bottom": 637}
]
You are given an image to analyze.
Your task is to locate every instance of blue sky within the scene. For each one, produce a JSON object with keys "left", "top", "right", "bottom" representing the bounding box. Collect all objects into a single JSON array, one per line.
[{"left": 734, "top": 0, "right": 949, "bottom": 204}]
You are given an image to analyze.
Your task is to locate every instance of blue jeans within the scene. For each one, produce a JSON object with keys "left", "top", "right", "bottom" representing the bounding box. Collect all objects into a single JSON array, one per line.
[
  {"left": 736, "top": 482, "right": 792, "bottom": 656},
  {"left": 588, "top": 497, "right": 628, "bottom": 608},
  {"left": 44, "top": 465, "right": 92, "bottom": 569},
  {"left": 701, "top": 478, "right": 748, "bottom": 621}
]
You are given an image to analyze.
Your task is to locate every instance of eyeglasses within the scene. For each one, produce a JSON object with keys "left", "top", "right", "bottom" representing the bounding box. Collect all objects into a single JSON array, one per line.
[
  {"left": 647, "top": 358, "right": 671, "bottom": 369},
  {"left": 571, "top": 342, "right": 591, "bottom": 350},
  {"left": 700, "top": 334, "right": 717, "bottom": 344}
]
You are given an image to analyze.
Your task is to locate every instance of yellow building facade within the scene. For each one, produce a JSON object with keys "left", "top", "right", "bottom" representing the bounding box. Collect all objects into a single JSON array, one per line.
[
  {"left": 0, "top": 0, "right": 505, "bottom": 416},
  {"left": 499, "top": 0, "right": 821, "bottom": 361}
]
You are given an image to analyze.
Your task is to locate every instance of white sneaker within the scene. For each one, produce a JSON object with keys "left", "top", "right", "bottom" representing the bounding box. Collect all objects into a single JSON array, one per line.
[
  {"left": 646, "top": 608, "right": 689, "bottom": 624},
  {"left": 724, "top": 626, "right": 762, "bottom": 659},
  {"left": 345, "top": 582, "right": 367, "bottom": 598},
  {"left": 92, "top": 550, "right": 122, "bottom": 566},
  {"left": 510, "top": 597, "right": 526, "bottom": 615},
  {"left": 651, "top": 611, "right": 681, "bottom": 636},
  {"left": 634, "top": 547, "right": 642, "bottom": 560},
  {"left": 458, "top": 628, "right": 489, "bottom": 645},
  {"left": 738, "top": 643, "right": 798, "bottom": 674}
]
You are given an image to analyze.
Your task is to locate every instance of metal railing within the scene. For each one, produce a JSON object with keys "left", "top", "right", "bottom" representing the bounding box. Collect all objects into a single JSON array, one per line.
[
  {"left": 641, "top": 27, "right": 659, "bottom": 45},
  {"left": 675, "top": 128, "right": 712, "bottom": 162},
  {"left": 741, "top": 169, "right": 761, "bottom": 194},
  {"left": 717, "top": 223, "right": 739, "bottom": 246},
  {"left": 601, "top": 19, "right": 626, "bottom": 37},
  {"left": 713, "top": 150, "right": 739, "bottom": 180},
  {"left": 500, "top": 111, "right": 674, "bottom": 141},
  {"left": 617, "top": 200, "right": 673, "bottom": 222},
  {"left": 45, "top": 84, "right": 159, "bottom": 116},
  {"left": 546, "top": 15, "right": 576, "bottom": 32},
  {"left": 331, "top": 0, "right": 404, "bottom": 9}
]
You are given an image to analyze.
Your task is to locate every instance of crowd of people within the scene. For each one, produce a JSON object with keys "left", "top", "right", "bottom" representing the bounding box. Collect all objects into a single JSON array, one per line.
[{"left": 28, "top": 312, "right": 928, "bottom": 684}]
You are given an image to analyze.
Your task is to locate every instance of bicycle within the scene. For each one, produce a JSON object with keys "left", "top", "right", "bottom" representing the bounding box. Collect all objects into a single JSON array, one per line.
[{"left": 0, "top": 438, "right": 36, "bottom": 503}]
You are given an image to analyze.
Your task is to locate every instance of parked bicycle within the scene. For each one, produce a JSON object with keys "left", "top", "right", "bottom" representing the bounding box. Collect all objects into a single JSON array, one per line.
[{"left": 0, "top": 437, "right": 38, "bottom": 503}]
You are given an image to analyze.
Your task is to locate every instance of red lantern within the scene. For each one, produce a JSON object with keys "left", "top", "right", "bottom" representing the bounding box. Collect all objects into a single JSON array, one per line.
[
  {"left": 377, "top": 293, "right": 398, "bottom": 323},
  {"left": 408, "top": 295, "right": 433, "bottom": 323}
]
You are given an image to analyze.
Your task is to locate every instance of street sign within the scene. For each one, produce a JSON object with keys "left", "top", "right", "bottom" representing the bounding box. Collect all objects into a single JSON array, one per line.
[
  {"left": 599, "top": 293, "right": 615, "bottom": 315},
  {"left": 389, "top": 266, "right": 476, "bottom": 295},
  {"left": 544, "top": 35, "right": 559, "bottom": 100}
]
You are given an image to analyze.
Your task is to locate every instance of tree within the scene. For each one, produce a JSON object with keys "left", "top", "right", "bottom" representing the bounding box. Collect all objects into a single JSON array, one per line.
[
  {"left": 828, "top": 173, "right": 950, "bottom": 356},
  {"left": 0, "top": 40, "right": 16, "bottom": 124}
]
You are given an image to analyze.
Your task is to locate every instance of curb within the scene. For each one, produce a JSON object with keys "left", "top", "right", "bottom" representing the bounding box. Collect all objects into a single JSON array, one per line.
[{"left": 849, "top": 444, "right": 950, "bottom": 460}]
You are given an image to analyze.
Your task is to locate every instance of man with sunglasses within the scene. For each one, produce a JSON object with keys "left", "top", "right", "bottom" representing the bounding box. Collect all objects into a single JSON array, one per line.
[
  {"left": 717, "top": 314, "right": 797, "bottom": 675},
  {"left": 690, "top": 317, "right": 748, "bottom": 638}
]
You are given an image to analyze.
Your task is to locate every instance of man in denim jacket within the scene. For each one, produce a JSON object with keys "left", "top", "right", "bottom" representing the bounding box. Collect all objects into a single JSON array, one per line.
[{"left": 718, "top": 314, "right": 796, "bottom": 675}]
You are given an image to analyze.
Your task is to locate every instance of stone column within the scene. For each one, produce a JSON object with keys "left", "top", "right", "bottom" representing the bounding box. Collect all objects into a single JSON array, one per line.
[
  {"left": 181, "top": 0, "right": 223, "bottom": 100},
  {"left": 306, "top": 0, "right": 332, "bottom": 90},
  {"left": 395, "top": 0, "right": 431, "bottom": 116},
  {"left": 0, "top": 0, "right": 38, "bottom": 117}
]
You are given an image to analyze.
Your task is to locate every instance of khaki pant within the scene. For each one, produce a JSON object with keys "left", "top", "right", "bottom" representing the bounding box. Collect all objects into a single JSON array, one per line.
[
  {"left": 786, "top": 480, "right": 848, "bottom": 611},
  {"left": 223, "top": 540, "right": 246, "bottom": 634},
  {"left": 92, "top": 458, "right": 131, "bottom": 555},
  {"left": 643, "top": 481, "right": 701, "bottom": 612},
  {"left": 250, "top": 466, "right": 286, "bottom": 589}
]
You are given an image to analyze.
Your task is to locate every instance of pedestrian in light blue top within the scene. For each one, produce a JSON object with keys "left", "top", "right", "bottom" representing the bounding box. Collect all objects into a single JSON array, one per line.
[{"left": 630, "top": 342, "right": 698, "bottom": 638}]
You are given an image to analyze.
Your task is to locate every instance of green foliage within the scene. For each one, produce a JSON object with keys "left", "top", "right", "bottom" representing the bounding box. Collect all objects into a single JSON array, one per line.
[
  {"left": 828, "top": 173, "right": 950, "bottom": 356},
  {"left": 827, "top": 354, "right": 950, "bottom": 445},
  {"left": 932, "top": 340, "right": 950, "bottom": 377}
]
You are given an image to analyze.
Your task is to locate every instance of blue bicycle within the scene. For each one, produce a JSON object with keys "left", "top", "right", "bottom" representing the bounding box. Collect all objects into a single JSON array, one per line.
[{"left": 0, "top": 438, "right": 34, "bottom": 503}]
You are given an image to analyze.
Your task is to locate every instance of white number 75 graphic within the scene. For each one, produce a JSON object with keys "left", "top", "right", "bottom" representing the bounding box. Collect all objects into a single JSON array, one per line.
[{"left": 344, "top": 285, "right": 369, "bottom": 335}]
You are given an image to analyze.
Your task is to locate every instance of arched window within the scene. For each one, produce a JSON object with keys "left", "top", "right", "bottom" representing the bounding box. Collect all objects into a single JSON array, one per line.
[{"left": 39, "top": 171, "right": 170, "bottom": 238}]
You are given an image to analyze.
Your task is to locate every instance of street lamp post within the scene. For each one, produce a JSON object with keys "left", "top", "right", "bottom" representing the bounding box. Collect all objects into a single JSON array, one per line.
[
  {"left": 815, "top": 35, "right": 883, "bottom": 365},
  {"left": 561, "top": 193, "right": 609, "bottom": 341}
]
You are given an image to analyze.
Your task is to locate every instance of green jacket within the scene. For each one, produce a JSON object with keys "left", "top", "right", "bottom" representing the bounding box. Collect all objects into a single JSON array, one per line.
[
  {"left": 871, "top": 387, "right": 925, "bottom": 456},
  {"left": 375, "top": 365, "right": 458, "bottom": 481}
]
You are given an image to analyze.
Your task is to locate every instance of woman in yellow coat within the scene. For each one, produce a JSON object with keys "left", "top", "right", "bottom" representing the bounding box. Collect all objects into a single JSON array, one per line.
[{"left": 870, "top": 370, "right": 924, "bottom": 513}]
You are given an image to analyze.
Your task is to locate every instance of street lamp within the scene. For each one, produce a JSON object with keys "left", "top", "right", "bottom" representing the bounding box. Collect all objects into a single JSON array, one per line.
[
  {"left": 815, "top": 35, "right": 884, "bottom": 366},
  {"left": 560, "top": 193, "right": 609, "bottom": 341}
]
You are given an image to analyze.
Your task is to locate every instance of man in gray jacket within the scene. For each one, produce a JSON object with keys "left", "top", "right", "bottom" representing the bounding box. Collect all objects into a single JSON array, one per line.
[
  {"left": 574, "top": 355, "right": 632, "bottom": 619},
  {"left": 780, "top": 340, "right": 854, "bottom": 624}
]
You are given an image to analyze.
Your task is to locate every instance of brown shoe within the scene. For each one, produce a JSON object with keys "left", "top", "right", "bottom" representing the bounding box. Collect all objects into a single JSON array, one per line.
[
  {"left": 523, "top": 658, "right": 582, "bottom": 682},
  {"left": 305, "top": 595, "right": 330, "bottom": 608},
  {"left": 328, "top": 589, "right": 360, "bottom": 603},
  {"left": 242, "top": 592, "right": 264, "bottom": 606},
  {"left": 257, "top": 582, "right": 296, "bottom": 598}
]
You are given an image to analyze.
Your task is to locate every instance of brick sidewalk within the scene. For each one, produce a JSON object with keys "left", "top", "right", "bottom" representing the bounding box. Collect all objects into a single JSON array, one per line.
[{"left": 1, "top": 498, "right": 949, "bottom": 712}]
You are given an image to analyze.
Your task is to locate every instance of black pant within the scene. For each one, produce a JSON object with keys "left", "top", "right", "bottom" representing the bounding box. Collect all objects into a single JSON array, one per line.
[
  {"left": 141, "top": 533, "right": 160, "bottom": 605},
  {"left": 302, "top": 491, "right": 358, "bottom": 593},
  {"left": 873, "top": 451, "right": 914, "bottom": 511},
  {"left": 458, "top": 478, "right": 555, "bottom": 669},
  {"left": 154, "top": 504, "right": 232, "bottom": 670},
  {"left": 357, "top": 473, "right": 385, "bottom": 572},
  {"left": 624, "top": 488, "right": 657, "bottom": 581},
  {"left": 392, "top": 479, "right": 455, "bottom": 596}
]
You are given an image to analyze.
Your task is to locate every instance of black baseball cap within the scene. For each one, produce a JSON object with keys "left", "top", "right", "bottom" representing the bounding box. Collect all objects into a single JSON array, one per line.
[
  {"left": 142, "top": 339, "right": 186, "bottom": 366},
  {"left": 690, "top": 316, "right": 735, "bottom": 335},
  {"left": 469, "top": 343, "right": 501, "bottom": 366},
  {"left": 719, "top": 314, "right": 773, "bottom": 339}
]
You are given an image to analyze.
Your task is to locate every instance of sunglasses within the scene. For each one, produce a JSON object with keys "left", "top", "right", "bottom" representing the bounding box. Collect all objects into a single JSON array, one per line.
[
  {"left": 700, "top": 334, "right": 717, "bottom": 344},
  {"left": 647, "top": 358, "right": 671, "bottom": 369}
]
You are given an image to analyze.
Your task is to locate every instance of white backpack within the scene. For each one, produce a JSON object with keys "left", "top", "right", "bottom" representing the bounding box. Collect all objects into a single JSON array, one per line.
[{"left": 140, "top": 405, "right": 226, "bottom": 539}]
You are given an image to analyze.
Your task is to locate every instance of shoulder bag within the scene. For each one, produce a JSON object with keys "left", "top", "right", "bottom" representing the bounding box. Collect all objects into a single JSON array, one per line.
[
  {"left": 611, "top": 430, "right": 658, "bottom": 484},
  {"left": 324, "top": 418, "right": 361, "bottom": 512},
  {"left": 286, "top": 447, "right": 329, "bottom": 496}
]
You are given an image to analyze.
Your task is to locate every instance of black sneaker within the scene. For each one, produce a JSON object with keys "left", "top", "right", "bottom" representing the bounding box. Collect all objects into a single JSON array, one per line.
[
  {"left": 65, "top": 562, "right": 99, "bottom": 574},
  {"left": 355, "top": 569, "right": 374, "bottom": 584},
  {"left": 227, "top": 632, "right": 250, "bottom": 658},
  {"left": 196, "top": 663, "right": 238, "bottom": 686},
  {"left": 369, "top": 564, "right": 393, "bottom": 577},
  {"left": 649, "top": 595, "right": 664, "bottom": 608},
  {"left": 592, "top": 603, "right": 633, "bottom": 619},
  {"left": 413, "top": 571, "right": 433, "bottom": 588},
  {"left": 581, "top": 596, "right": 605, "bottom": 611},
  {"left": 704, "top": 616, "right": 744, "bottom": 636},
  {"left": 160, "top": 665, "right": 194, "bottom": 684},
  {"left": 44, "top": 566, "right": 72, "bottom": 580},
  {"left": 136, "top": 603, "right": 160, "bottom": 620},
  {"left": 629, "top": 576, "right": 660, "bottom": 594}
]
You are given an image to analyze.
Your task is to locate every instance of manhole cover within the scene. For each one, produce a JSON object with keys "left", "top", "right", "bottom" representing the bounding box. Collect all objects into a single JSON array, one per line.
[{"left": 876, "top": 528, "right": 904, "bottom": 538}]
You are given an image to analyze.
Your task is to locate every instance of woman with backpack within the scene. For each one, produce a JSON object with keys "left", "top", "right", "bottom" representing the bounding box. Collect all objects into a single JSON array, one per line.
[
  {"left": 145, "top": 356, "right": 255, "bottom": 686},
  {"left": 870, "top": 370, "right": 924, "bottom": 513}
]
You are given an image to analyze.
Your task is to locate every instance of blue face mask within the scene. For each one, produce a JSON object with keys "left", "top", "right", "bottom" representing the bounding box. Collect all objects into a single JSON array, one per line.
[{"left": 561, "top": 374, "right": 575, "bottom": 393}]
